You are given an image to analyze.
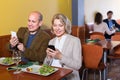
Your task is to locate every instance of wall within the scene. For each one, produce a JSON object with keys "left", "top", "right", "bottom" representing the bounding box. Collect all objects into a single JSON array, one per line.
[
  {"left": 0, "top": 0, "right": 71, "bottom": 35},
  {"left": 85, "top": 0, "right": 120, "bottom": 24}
]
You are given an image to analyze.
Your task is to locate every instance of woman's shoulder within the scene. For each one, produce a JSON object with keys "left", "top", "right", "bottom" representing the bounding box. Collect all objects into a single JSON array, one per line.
[
  {"left": 49, "top": 34, "right": 80, "bottom": 43},
  {"left": 49, "top": 37, "right": 56, "bottom": 44},
  {"left": 101, "top": 22, "right": 108, "bottom": 28},
  {"left": 67, "top": 34, "right": 80, "bottom": 42},
  {"left": 66, "top": 35, "right": 81, "bottom": 46},
  {"left": 102, "top": 22, "right": 108, "bottom": 25}
]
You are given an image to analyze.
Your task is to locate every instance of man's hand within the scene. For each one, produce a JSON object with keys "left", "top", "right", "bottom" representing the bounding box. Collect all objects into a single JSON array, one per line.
[
  {"left": 17, "top": 43, "right": 25, "bottom": 52},
  {"left": 10, "top": 37, "right": 19, "bottom": 47}
]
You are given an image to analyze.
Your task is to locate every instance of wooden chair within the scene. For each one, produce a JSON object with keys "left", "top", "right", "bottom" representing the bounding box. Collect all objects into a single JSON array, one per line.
[
  {"left": 71, "top": 26, "right": 86, "bottom": 44},
  {"left": 79, "top": 26, "right": 85, "bottom": 44},
  {"left": 90, "top": 32, "right": 105, "bottom": 40},
  {"left": 0, "top": 35, "right": 12, "bottom": 57},
  {"left": 82, "top": 44, "right": 105, "bottom": 80}
]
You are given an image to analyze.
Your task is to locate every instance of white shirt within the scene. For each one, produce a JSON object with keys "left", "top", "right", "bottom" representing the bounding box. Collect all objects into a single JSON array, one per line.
[{"left": 51, "top": 34, "right": 67, "bottom": 67}]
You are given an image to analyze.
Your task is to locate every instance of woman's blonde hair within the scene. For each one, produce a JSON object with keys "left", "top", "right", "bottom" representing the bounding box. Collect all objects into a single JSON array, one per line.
[{"left": 51, "top": 13, "right": 72, "bottom": 34}]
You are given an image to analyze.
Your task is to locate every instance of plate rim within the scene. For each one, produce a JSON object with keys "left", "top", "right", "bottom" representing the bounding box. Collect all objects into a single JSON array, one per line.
[
  {"left": 21, "top": 65, "right": 59, "bottom": 76},
  {"left": 0, "top": 57, "right": 14, "bottom": 66}
]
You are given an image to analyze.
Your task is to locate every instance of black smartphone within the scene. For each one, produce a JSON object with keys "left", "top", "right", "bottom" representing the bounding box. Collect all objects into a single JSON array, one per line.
[
  {"left": 7, "top": 67, "right": 16, "bottom": 71},
  {"left": 48, "top": 45, "right": 55, "bottom": 50}
]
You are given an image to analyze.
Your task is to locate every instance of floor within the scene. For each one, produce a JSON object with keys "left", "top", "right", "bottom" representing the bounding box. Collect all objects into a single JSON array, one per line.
[
  {"left": 81, "top": 59, "right": 120, "bottom": 80},
  {"left": 107, "top": 60, "right": 120, "bottom": 80}
]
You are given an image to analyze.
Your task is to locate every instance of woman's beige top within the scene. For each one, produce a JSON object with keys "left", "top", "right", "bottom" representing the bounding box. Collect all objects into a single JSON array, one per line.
[
  {"left": 93, "top": 22, "right": 115, "bottom": 35},
  {"left": 44, "top": 34, "right": 82, "bottom": 80}
]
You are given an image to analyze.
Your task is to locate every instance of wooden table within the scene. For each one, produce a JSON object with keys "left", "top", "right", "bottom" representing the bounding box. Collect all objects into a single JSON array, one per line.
[{"left": 0, "top": 65, "right": 72, "bottom": 80}]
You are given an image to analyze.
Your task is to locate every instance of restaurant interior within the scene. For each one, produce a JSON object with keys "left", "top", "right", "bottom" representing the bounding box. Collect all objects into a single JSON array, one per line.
[{"left": 0, "top": 0, "right": 120, "bottom": 80}]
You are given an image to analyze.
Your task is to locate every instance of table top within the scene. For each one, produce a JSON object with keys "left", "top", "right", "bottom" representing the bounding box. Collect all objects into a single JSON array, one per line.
[{"left": 0, "top": 65, "right": 72, "bottom": 80}]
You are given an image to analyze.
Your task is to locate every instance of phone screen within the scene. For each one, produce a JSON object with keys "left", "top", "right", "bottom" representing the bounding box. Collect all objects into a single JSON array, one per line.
[
  {"left": 11, "top": 31, "right": 17, "bottom": 38},
  {"left": 48, "top": 45, "right": 55, "bottom": 50}
]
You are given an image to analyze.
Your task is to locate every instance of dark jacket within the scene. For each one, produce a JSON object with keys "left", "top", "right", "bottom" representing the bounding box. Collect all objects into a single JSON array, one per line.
[
  {"left": 103, "top": 19, "right": 120, "bottom": 29},
  {"left": 12, "top": 27, "right": 50, "bottom": 64},
  {"left": 103, "top": 19, "right": 120, "bottom": 39}
]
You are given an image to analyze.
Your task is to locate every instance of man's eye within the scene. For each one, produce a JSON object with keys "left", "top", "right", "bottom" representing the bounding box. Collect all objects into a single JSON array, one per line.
[
  {"left": 32, "top": 21, "right": 36, "bottom": 23},
  {"left": 28, "top": 20, "right": 30, "bottom": 22}
]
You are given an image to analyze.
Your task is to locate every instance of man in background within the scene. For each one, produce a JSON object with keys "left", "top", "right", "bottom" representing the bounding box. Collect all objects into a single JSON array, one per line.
[
  {"left": 103, "top": 10, "right": 120, "bottom": 39},
  {"left": 9, "top": 11, "right": 50, "bottom": 64}
]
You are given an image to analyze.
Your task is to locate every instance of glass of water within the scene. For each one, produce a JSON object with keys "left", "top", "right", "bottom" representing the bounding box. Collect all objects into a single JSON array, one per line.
[{"left": 12, "top": 50, "right": 21, "bottom": 74}]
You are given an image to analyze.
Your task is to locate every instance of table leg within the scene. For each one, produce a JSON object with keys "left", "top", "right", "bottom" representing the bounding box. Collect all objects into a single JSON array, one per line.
[{"left": 102, "top": 50, "right": 107, "bottom": 80}]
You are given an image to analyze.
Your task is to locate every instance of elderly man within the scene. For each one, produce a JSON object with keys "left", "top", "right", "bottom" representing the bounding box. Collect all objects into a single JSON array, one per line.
[{"left": 9, "top": 11, "right": 50, "bottom": 64}]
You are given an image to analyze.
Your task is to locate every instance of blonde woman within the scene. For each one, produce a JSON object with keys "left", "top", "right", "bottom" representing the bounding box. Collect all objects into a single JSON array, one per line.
[{"left": 44, "top": 13, "right": 82, "bottom": 80}]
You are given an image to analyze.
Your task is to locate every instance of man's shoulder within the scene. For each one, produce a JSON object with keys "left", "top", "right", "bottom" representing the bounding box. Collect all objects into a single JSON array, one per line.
[
  {"left": 112, "top": 19, "right": 116, "bottom": 22},
  {"left": 103, "top": 19, "right": 108, "bottom": 22},
  {"left": 18, "top": 27, "right": 27, "bottom": 30},
  {"left": 17, "top": 27, "right": 28, "bottom": 35}
]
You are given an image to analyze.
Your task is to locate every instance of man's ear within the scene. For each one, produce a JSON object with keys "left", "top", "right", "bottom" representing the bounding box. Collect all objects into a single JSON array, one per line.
[{"left": 39, "top": 21, "right": 43, "bottom": 26}]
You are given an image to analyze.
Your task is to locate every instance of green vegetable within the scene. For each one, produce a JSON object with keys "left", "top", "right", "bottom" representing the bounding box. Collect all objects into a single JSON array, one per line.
[
  {"left": 39, "top": 64, "right": 55, "bottom": 75},
  {"left": 2, "top": 58, "right": 13, "bottom": 64}
]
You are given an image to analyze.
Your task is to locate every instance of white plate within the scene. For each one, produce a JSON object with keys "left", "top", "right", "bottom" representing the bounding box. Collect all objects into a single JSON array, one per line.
[
  {"left": 21, "top": 65, "right": 58, "bottom": 76},
  {"left": 0, "top": 57, "right": 14, "bottom": 66}
]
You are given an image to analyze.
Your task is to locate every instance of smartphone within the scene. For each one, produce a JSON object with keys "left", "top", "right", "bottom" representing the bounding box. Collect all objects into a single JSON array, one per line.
[
  {"left": 11, "top": 31, "right": 17, "bottom": 38},
  {"left": 7, "top": 67, "right": 16, "bottom": 71},
  {"left": 48, "top": 45, "right": 55, "bottom": 50}
]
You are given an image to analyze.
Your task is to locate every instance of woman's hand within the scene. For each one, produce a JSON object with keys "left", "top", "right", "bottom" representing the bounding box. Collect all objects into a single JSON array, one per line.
[
  {"left": 10, "top": 37, "right": 19, "bottom": 47},
  {"left": 46, "top": 48, "right": 62, "bottom": 60}
]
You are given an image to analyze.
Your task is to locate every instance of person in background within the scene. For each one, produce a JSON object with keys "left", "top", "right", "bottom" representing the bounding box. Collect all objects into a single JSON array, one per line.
[
  {"left": 103, "top": 11, "right": 120, "bottom": 39},
  {"left": 44, "top": 13, "right": 82, "bottom": 80},
  {"left": 93, "top": 12, "right": 115, "bottom": 36},
  {"left": 9, "top": 11, "right": 50, "bottom": 64}
]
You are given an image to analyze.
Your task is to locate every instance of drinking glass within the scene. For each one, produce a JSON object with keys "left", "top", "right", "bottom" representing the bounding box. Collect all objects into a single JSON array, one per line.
[{"left": 12, "top": 50, "right": 21, "bottom": 74}]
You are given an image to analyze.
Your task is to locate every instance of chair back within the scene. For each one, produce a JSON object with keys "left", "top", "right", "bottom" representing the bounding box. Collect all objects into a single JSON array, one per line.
[
  {"left": 90, "top": 32, "right": 105, "bottom": 40},
  {"left": 111, "top": 35, "right": 120, "bottom": 41},
  {"left": 82, "top": 44, "right": 103, "bottom": 69}
]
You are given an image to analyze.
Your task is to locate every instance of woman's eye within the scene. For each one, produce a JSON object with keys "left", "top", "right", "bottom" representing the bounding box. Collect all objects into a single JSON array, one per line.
[
  {"left": 53, "top": 24, "right": 63, "bottom": 27},
  {"left": 59, "top": 24, "right": 63, "bottom": 27}
]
